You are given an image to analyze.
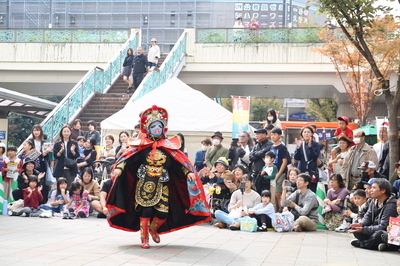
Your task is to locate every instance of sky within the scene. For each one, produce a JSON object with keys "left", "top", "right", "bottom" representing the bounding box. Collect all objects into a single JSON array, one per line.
[{"left": 376, "top": 0, "right": 400, "bottom": 15}]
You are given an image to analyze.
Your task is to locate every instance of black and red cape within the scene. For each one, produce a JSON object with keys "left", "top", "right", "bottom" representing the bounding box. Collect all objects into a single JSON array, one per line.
[{"left": 106, "top": 135, "right": 211, "bottom": 234}]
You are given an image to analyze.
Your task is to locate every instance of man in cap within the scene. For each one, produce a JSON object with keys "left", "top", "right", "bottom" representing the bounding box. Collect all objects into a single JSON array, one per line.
[
  {"left": 358, "top": 161, "right": 385, "bottom": 185},
  {"left": 249, "top": 128, "right": 273, "bottom": 194},
  {"left": 350, "top": 178, "right": 397, "bottom": 250},
  {"left": 147, "top": 38, "right": 160, "bottom": 69},
  {"left": 341, "top": 130, "right": 378, "bottom": 190},
  {"left": 205, "top": 131, "right": 229, "bottom": 169}
]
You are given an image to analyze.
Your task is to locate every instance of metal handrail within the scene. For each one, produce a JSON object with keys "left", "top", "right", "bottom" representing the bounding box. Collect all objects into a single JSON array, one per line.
[
  {"left": 132, "top": 31, "right": 187, "bottom": 101},
  {"left": 41, "top": 29, "right": 139, "bottom": 142}
]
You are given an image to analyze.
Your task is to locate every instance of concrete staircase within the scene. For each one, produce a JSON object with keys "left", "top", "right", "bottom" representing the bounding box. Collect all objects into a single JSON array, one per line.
[
  {"left": 76, "top": 53, "right": 167, "bottom": 132},
  {"left": 77, "top": 76, "right": 131, "bottom": 132}
]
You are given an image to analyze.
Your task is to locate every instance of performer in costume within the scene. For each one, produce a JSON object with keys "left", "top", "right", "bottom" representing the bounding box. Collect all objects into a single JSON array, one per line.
[{"left": 106, "top": 105, "right": 211, "bottom": 248}]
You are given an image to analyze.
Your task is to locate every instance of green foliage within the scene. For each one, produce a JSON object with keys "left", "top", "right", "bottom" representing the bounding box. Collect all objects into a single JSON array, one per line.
[
  {"left": 305, "top": 99, "right": 338, "bottom": 122},
  {"left": 7, "top": 113, "right": 41, "bottom": 147}
]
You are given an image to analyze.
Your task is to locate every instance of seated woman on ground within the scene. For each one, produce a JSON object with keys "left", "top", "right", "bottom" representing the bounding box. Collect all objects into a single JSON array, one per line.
[
  {"left": 248, "top": 190, "right": 276, "bottom": 231},
  {"left": 40, "top": 177, "right": 70, "bottom": 215},
  {"left": 65, "top": 181, "right": 90, "bottom": 218},
  {"left": 91, "top": 178, "right": 113, "bottom": 218},
  {"left": 214, "top": 175, "right": 261, "bottom": 230},
  {"left": 79, "top": 167, "right": 100, "bottom": 203},
  {"left": 324, "top": 174, "right": 350, "bottom": 231}
]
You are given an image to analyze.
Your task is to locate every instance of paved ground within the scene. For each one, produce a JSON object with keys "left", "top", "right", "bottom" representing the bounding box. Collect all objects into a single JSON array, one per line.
[{"left": 0, "top": 215, "right": 398, "bottom": 266}]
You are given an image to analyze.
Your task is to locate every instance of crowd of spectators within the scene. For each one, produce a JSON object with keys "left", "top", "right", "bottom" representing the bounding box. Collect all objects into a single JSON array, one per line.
[{"left": 1, "top": 111, "right": 400, "bottom": 253}]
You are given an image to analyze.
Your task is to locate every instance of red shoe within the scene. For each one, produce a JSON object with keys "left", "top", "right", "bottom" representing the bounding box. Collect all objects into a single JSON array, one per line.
[{"left": 149, "top": 217, "right": 166, "bottom": 243}]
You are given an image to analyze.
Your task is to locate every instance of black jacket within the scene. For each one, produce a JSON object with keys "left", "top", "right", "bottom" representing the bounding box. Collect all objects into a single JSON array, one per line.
[
  {"left": 361, "top": 194, "right": 398, "bottom": 236},
  {"left": 249, "top": 138, "right": 273, "bottom": 179},
  {"left": 132, "top": 53, "right": 149, "bottom": 74}
]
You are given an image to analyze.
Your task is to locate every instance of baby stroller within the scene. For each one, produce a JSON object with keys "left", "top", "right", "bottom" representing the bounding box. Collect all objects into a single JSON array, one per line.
[{"left": 92, "top": 157, "right": 115, "bottom": 187}]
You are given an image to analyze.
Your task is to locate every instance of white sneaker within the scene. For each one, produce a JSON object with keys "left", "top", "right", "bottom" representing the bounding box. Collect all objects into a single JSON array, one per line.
[{"left": 335, "top": 221, "right": 351, "bottom": 232}]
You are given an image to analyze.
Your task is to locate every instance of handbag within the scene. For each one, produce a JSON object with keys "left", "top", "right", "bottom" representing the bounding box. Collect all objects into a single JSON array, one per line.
[
  {"left": 45, "top": 161, "right": 56, "bottom": 186},
  {"left": 240, "top": 217, "right": 258, "bottom": 232},
  {"left": 274, "top": 211, "right": 295, "bottom": 232},
  {"left": 64, "top": 157, "right": 77, "bottom": 169}
]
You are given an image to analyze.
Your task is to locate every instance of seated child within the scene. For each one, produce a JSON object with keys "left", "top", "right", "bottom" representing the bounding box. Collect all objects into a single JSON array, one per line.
[
  {"left": 280, "top": 168, "right": 300, "bottom": 212},
  {"left": 76, "top": 136, "right": 86, "bottom": 163},
  {"left": 331, "top": 116, "right": 353, "bottom": 159},
  {"left": 344, "top": 189, "right": 368, "bottom": 224},
  {"left": 260, "top": 151, "right": 277, "bottom": 204},
  {"left": 65, "top": 181, "right": 90, "bottom": 218},
  {"left": 9, "top": 175, "right": 43, "bottom": 217},
  {"left": 40, "top": 177, "right": 70, "bottom": 215},
  {"left": 248, "top": 190, "right": 276, "bottom": 231}
]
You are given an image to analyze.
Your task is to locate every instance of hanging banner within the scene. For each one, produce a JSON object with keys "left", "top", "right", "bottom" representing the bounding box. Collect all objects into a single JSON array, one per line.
[{"left": 232, "top": 96, "right": 250, "bottom": 138}]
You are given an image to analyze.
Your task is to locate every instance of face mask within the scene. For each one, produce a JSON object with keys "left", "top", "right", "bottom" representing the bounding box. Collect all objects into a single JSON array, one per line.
[
  {"left": 353, "top": 137, "right": 361, "bottom": 144},
  {"left": 149, "top": 121, "right": 163, "bottom": 137},
  {"left": 362, "top": 172, "right": 369, "bottom": 179},
  {"left": 264, "top": 159, "right": 270, "bottom": 164},
  {"left": 201, "top": 145, "right": 207, "bottom": 151},
  {"left": 212, "top": 139, "right": 221, "bottom": 146},
  {"left": 267, "top": 116, "right": 274, "bottom": 121}
]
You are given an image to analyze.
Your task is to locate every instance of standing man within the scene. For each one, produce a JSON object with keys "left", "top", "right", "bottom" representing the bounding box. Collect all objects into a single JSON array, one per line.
[
  {"left": 249, "top": 128, "right": 273, "bottom": 194},
  {"left": 147, "top": 38, "right": 160, "bottom": 69},
  {"left": 341, "top": 130, "right": 378, "bottom": 190},
  {"left": 128, "top": 47, "right": 152, "bottom": 94},
  {"left": 374, "top": 122, "right": 389, "bottom": 161},
  {"left": 205, "top": 131, "right": 229, "bottom": 169},
  {"left": 350, "top": 179, "right": 397, "bottom": 250}
]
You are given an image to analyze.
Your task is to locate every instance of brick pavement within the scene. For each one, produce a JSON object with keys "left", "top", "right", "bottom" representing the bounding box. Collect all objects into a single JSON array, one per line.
[{"left": 0, "top": 215, "right": 398, "bottom": 265}]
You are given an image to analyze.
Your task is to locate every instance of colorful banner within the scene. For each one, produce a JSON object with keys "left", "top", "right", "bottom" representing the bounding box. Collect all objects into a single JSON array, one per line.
[{"left": 232, "top": 96, "right": 250, "bottom": 139}]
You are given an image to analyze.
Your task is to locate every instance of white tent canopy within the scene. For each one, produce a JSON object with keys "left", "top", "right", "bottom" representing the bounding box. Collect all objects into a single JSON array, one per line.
[{"left": 101, "top": 78, "right": 233, "bottom": 133}]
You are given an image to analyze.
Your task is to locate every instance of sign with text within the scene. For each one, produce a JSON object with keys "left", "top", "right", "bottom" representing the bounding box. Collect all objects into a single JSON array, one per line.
[
  {"left": 232, "top": 96, "right": 250, "bottom": 138},
  {"left": 234, "top": 2, "right": 310, "bottom": 28}
]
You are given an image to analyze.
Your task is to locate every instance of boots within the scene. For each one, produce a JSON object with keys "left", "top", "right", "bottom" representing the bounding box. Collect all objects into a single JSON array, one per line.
[
  {"left": 149, "top": 217, "right": 166, "bottom": 243},
  {"left": 139, "top": 217, "right": 151, "bottom": 249}
]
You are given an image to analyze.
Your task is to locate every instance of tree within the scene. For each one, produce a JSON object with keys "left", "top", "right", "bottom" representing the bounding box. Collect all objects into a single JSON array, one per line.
[
  {"left": 313, "top": 29, "right": 377, "bottom": 125},
  {"left": 315, "top": 0, "right": 400, "bottom": 175},
  {"left": 7, "top": 113, "right": 41, "bottom": 147},
  {"left": 305, "top": 99, "right": 338, "bottom": 122}
]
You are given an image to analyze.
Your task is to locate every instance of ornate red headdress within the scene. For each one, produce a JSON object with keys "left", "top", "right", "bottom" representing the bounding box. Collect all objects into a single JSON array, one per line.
[{"left": 140, "top": 105, "right": 168, "bottom": 135}]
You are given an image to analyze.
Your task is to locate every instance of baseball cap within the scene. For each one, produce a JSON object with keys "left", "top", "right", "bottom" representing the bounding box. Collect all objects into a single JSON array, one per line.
[
  {"left": 358, "top": 161, "right": 377, "bottom": 170},
  {"left": 337, "top": 116, "right": 349, "bottom": 124},
  {"left": 361, "top": 177, "right": 377, "bottom": 186},
  {"left": 254, "top": 128, "right": 267, "bottom": 134}
]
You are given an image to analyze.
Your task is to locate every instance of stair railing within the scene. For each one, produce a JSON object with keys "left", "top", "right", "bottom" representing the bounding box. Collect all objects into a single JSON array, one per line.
[
  {"left": 132, "top": 30, "right": 187, "bottom": 101},
  {"left": 41, "top": 29, "right": 140, "bottom": 142}
]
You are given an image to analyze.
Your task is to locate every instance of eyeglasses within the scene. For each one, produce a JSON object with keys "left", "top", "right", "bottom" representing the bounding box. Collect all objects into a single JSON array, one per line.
[{"left": 296, "top": 179, "right": 304, "bottom": 183}]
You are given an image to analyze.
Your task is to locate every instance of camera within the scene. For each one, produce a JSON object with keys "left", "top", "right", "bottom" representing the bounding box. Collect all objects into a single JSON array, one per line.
[
  {"left": 282, "top": 199, "right": 291, "bottom": 207},
  {"left": 284, "top": 180, "right": 292, "bottom": 187}
]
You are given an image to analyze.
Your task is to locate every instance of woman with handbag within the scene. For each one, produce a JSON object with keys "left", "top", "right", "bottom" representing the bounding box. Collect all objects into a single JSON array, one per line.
[
  {"left": 54, "top": 125, "right": 80, "bottom": 186},
  {"left": 293, "top": 126, "right": 320, "bottom": 193}
]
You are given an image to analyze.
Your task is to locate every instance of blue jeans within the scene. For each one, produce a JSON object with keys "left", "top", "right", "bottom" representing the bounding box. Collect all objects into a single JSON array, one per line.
[
  {"left": 215, "top": 210, "right": 245, "bottom": 226},
  {"left": 40, "top": 195, "right": 64, "bottom": 214}
]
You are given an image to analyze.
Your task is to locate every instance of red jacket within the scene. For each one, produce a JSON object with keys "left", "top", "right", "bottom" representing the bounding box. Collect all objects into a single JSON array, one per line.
[{"left": 23, "top": 188, "right": 43, "bottom": 209}]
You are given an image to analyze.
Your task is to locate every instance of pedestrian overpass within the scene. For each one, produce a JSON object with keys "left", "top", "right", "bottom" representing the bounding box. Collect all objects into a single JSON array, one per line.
[{"left": 0, "top": 27, "right": 389, "bottom": 141}]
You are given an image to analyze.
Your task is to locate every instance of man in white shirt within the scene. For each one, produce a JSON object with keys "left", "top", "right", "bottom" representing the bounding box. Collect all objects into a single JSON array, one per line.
[
  {"left": 373, "top": 122, "right": 389, "bottom": 161},
  {"left": 147, "top": 38, "right": 160, "bottom": 69}
]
